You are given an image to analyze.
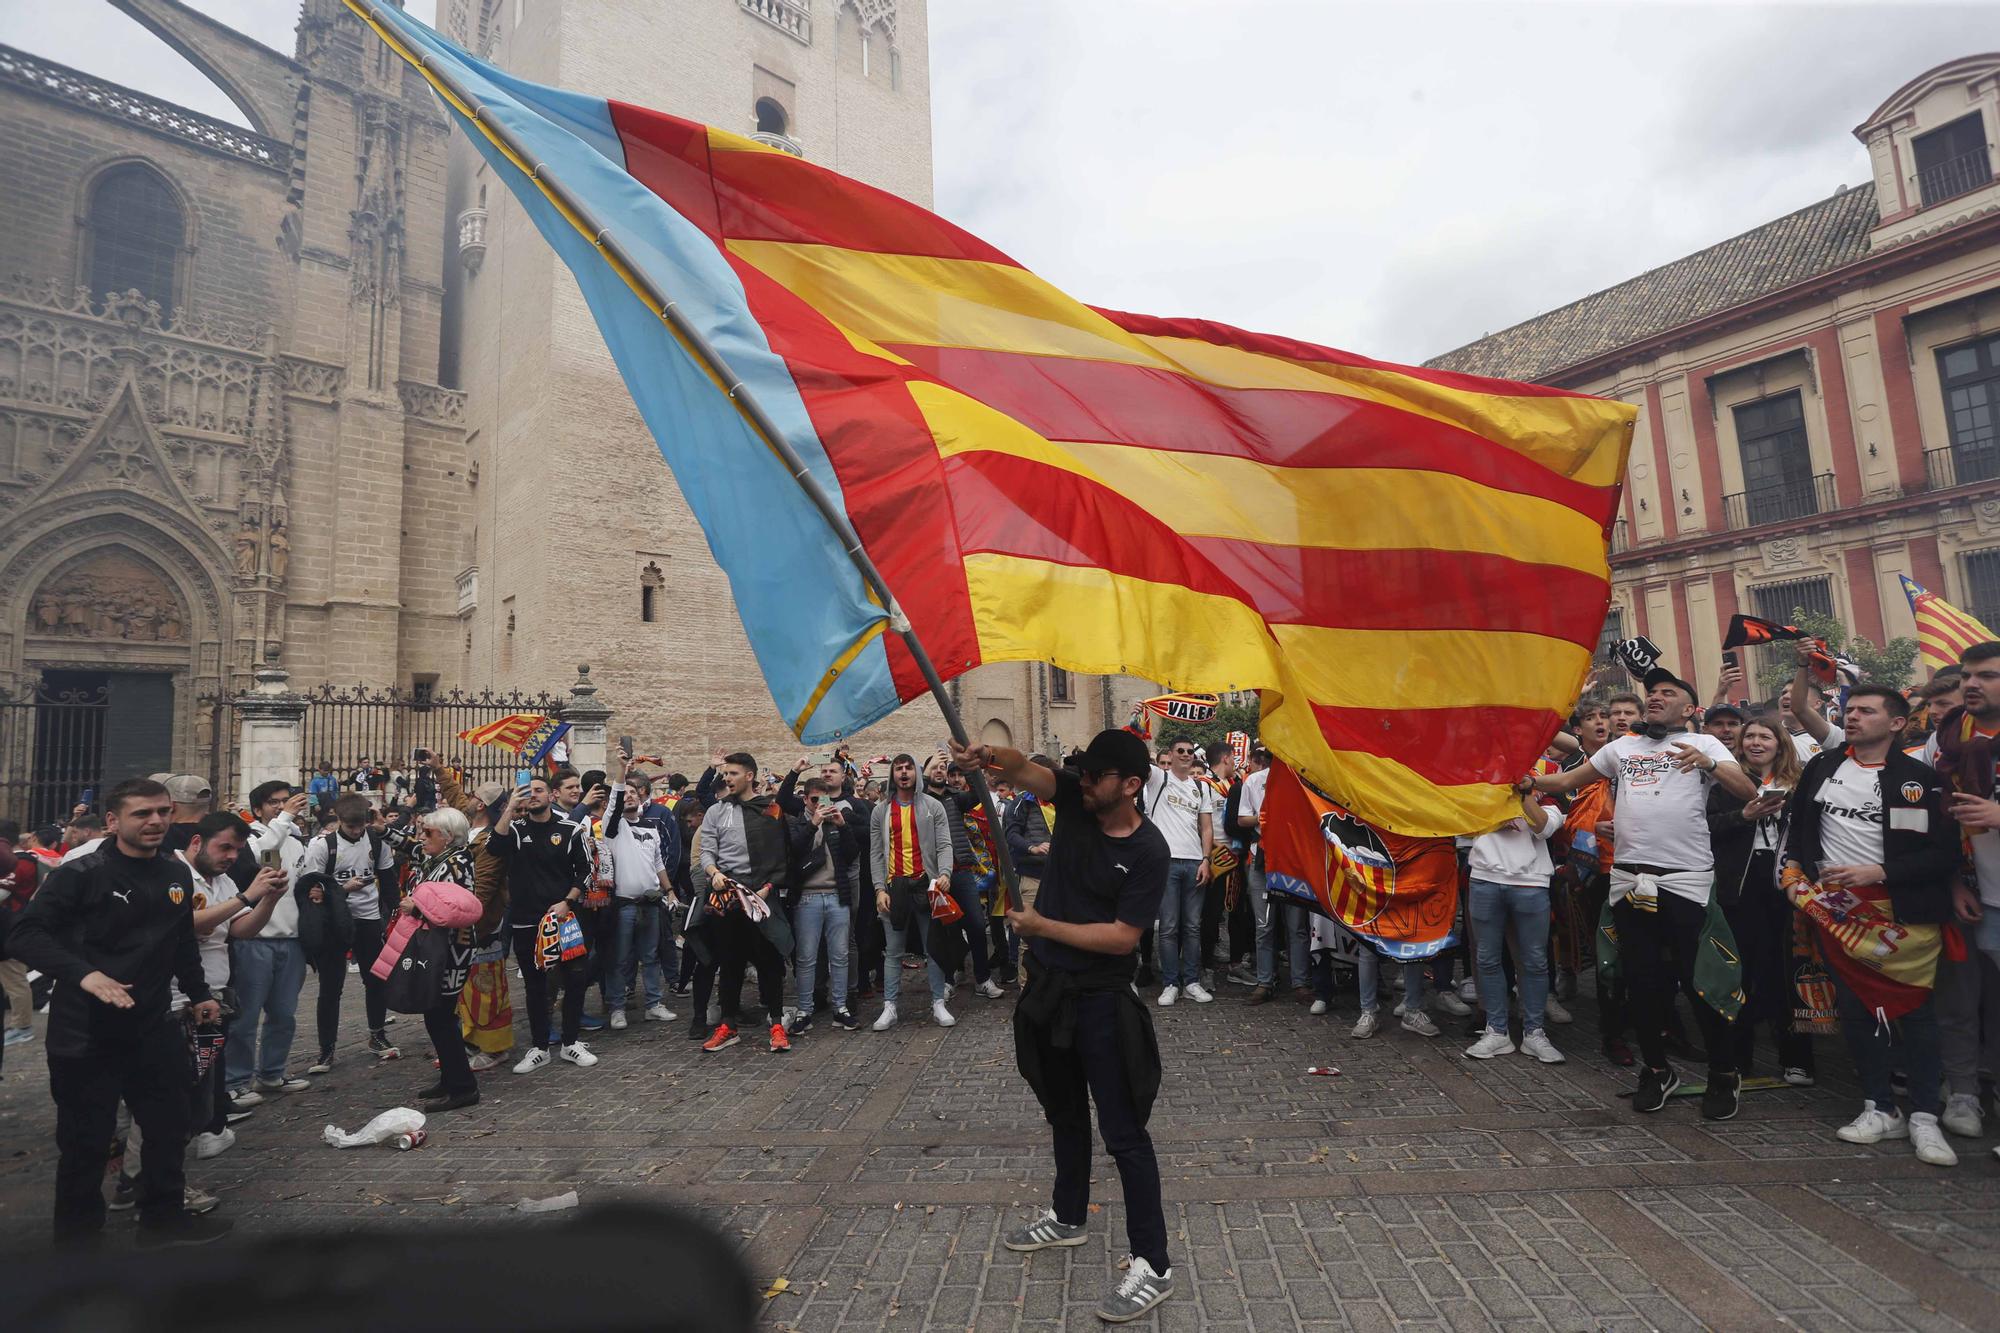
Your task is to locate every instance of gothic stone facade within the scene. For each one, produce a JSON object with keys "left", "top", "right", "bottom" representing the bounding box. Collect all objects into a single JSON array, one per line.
[
  {"left": 0, "top": 0, "right": 466, "bottom": 789},
  {"left": 1431, "top": 53, "right": 2000, "bottom": 695}
]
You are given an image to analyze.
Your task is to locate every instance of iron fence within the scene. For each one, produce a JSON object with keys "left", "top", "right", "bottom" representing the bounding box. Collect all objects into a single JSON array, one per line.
[
  {"left": 0, "top": 681, "right": 109, "bottom": 827},
  {"left": 299, "top": 684, "right": 570, "bottom": 798}
]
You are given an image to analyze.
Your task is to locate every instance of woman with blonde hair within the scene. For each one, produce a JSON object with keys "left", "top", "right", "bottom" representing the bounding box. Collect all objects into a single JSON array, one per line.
[
  {"left": 387, "top": 801, "right": 482, "bottom": 1110},
  {"left": 1705, "top": 713, "right": 1814, "bottom": 1086}
]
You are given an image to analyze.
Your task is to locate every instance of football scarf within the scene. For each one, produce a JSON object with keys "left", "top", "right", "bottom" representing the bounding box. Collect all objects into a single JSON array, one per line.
[
  {"left": 1781, "top": 864, "right": 1951, "bottom": 1022},
  {"left": 1720, "top": 615, "right": 1861, "bottom": 688},
  {"left": 888, "top": 798, "right": 922, "bottom": 878}
]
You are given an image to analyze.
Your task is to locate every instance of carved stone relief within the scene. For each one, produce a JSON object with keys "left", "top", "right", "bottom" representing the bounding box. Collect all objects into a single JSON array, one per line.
[
  {"left": 1760, "top": 536, "right": 1808, "bottom": 571},
  {"left": 28, "top": 549, "right": 189, "bottom": 643}
]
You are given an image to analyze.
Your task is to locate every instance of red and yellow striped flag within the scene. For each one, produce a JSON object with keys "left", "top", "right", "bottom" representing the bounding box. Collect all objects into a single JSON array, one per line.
[{"left": 1901, "top": 575, "right": 1996, "bottom": 673}]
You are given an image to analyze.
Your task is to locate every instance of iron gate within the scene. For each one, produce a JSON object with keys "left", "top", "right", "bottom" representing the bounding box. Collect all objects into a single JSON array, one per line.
[
  {"left": 0, "top": 681, "right": 109, "bottom": 827},
  {"left": 300, "top": 684, "right": 570, "bottom": 796}
]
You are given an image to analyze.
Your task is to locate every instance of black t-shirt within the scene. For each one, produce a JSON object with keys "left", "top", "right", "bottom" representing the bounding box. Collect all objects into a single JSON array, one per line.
[{"left": 1030, "top": 770, "right": 1170, "bottom": 974}]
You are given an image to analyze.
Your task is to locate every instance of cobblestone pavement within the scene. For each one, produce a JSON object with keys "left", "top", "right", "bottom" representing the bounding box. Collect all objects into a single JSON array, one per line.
[{"left": 2, "top": 965, "right": 1997, "bottom": 1330}]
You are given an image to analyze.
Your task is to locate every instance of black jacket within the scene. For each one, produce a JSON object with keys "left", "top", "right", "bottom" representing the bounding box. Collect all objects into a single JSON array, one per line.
[
  {"left": 1005, "top": 793, "right": 1052, "bottom": 877},
  {"left": 1784, "top": 745, "right": 1962, "bottom": 925},
  {"left": 487, "top": 812, "right": 594, "bottom": 921},
  {"left": 787, "top": 814, "right": 861, "bottom": 908},
  {"left": 1705, "top": 784, "right": 1780, "bottom": 907}
]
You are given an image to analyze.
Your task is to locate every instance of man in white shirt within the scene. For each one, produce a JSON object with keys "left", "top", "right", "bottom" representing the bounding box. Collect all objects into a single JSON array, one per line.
[
  {"left": 223, "top": 781, "right": 312, "bottom": 1107},
  {"left": 1141, "top": 739, "right": 1216, "bottom": 1005},
  {"left": 296, "top": 793, "right": 401, "bottom": 1066},
  {"left": 1465, "top": 787, "right": 1567, "bottom": 1064},
  {"left": 1535, "top": 668, "right": 1755, "bottom": 1118},
  {"left": 600, "top": 748, "right": 676, "bottom": 1030},
  {"left": 1782, "top": 643, "right": 1846, "bottom": 757}
]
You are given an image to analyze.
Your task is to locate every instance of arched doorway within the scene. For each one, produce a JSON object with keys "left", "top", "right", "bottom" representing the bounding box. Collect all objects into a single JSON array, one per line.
[{"left": 981, "top": 718, "right": 1013, "bottom": 747}]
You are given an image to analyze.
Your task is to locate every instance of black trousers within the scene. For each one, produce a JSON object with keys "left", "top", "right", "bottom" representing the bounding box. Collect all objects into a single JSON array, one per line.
[
  {"left": 1036, "top": 991, "right": 1169, "bottom": 1273},
  {"left": 1722, "top": 867, "right": 1814, "bottom": 1077},
  {"left": 49, "top": 1019, "right": 190, "bottom": 1241},
  {"left": 511, "top": 910, "right": 596, "bottom": 1048},
  {"left": 716, "top": 912, "right": 785, "bottom": 1027},
  {"left": 316, "top": 914, "right": 388, "bottom": 1055},
  {"left": 424, "top": 998, "right": 476, "bottom": 1093},
  {"left": 1579, "top": 872, "right": 1628, "bottom": 1038},
  {"left": 1613, "top": 892, "right": 1733, "bottom": 1075}
]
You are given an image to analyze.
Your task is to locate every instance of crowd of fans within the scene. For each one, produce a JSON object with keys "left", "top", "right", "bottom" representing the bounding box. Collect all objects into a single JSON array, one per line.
[{"left": 2, "top": 631, "right": 1996, "bottom": 1249}]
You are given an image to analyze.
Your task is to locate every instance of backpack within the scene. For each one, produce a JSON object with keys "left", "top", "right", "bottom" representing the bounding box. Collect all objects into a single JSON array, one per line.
[{"left": 321, "top": 828, "right": 394, "bottom": 910}]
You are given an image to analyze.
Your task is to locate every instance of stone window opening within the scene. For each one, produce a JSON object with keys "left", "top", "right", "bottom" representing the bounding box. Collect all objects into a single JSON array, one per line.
[
  {"left": 1914, "top": 112, "right": 1993, "bottom": 210},
  {"left": 1049, "top": 666, "right": 1073, "bottom": 704},
  {"left": 84, "top": 162, "right": 187, "bottom": 319},
  {"left": 755, "top": 97, "right": 789, "bottom": 137},
  {"left": 640, "top": 560, "right": 665, "bottom": 622}
]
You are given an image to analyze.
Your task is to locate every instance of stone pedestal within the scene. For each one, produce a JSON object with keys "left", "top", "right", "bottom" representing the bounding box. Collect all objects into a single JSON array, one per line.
[
  {"left": 561, "top": 663, "right": 612, "bottom": 776},
  {"left": 232, "top": 645, "right": 306, "bottom": 805}
]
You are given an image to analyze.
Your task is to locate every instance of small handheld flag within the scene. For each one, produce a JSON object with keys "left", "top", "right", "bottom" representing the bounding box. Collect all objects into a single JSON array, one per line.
[
  {"left": 1901, "top": 575, "right": 1996, "bottom": 674},
  {"left": 457, "top": 713, "right": 572, "bottom": 773}
]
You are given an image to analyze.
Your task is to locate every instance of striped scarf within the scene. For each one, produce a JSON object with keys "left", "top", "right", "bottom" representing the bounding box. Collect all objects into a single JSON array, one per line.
[{"left": 889, "top": 796, "right": 922, "bottom": 878}]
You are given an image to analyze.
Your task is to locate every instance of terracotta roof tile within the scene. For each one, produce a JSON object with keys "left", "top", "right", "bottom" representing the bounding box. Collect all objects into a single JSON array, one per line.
[{"left": 1425, "top": 185, "right": 1879, "bottom": 383}]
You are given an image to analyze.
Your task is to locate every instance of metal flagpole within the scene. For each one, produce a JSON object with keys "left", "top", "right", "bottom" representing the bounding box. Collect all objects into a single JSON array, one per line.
[{"left": 349, "top": 0, "right": 1025, "bottom": 910}]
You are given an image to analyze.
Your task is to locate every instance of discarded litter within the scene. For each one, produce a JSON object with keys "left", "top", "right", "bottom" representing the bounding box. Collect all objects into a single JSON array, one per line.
[
  {"left": 323, "top": 1107, "right": 426, "bottom": 1149},
  {"left": 515, "top": 1190, "right": 580, "bottom": 1213},
  {"left": 1305, "top": 1066, "right": 1341, "bottom": 1077}
]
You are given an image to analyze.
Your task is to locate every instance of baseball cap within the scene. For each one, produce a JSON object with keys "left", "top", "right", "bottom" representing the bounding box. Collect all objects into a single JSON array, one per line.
[
  {"left": 1705, "top": 704, "right": 1745, "bottom": 723},
  {"left": 161, "top": 774, "right": 214, "bottom": 805},
  {"left": 1080, "top": 728, "right": 1151, "bottom": 779},
  {"left": 1641, "top": 667, "right": 1699, "bottom": 705},
  {"left": 474, "top": 781, "right": 507, "bottom": 806}
]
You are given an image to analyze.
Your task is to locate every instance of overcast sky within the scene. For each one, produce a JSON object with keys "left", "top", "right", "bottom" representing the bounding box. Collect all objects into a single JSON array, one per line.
[{"left": 2, "top": 1, "right": 1982, "bottom": 363}]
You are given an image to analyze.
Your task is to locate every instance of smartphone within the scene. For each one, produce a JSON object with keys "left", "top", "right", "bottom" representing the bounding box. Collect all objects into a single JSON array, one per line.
[
  {"left": 1722, "top": 651, "right": 1740, "bottom": 673},
  {"left": 259, "top": 846, "right": 283, "bottom": 870},
  {"left": 410, "top": 746, "right": 431, "bottom": 765},
  {"left": 619, "top": 734, "right": 637, "bottom": 757}
]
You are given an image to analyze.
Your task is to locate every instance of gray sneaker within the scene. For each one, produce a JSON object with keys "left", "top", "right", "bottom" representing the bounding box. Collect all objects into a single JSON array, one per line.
[
  {"left": 1098, "top": 1256, "right": 1174, "bottom": 1322},
  {"left": 1002, "top": 1208, "right": 1087, "bottom": 1252}
]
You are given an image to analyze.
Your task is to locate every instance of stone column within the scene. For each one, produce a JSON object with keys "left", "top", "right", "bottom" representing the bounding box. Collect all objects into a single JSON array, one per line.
[
  {"left": 233, "top": 644, "right": 307, "bottom": 806},
  {"left": 561, "top": 664, "right": 612, "bottom": 775}
]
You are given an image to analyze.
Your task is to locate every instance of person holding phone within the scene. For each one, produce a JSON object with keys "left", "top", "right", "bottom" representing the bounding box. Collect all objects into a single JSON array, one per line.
[{"left": 1706, "top": 715, "right": 1813, "bottom": 1087}]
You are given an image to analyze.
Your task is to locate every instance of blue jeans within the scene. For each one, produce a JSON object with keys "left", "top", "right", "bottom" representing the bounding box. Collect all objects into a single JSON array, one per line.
[
  {"left": 949, "top": 869, "right": 992, "bottom": 983},
  {"left": 656, "top": 905, "right": 682, "bottom": 988},
  {"left": 1357, "top": 948, "right": 1428, "bottom": 1014},
  {"left": 223, "top": 937, "right": 307, "bottom": 1090},
  {"left": 794, "top": 892, "right": 851, "bottom": 1017},
  {"left": 1155, "top": 859, "right": 1205, "bottom": 987},
  {"left": 1244, "top": 860, "right": 1278, "bottom": 986},
  {"left": 1285, "top": 902, "right": 1311, "bottom": 988},
  {"left": 606, "top": 898, "right": 663, "bottom": 1010},
  {"left": 1468, "top": 878, "right": 1550, "bottom": 1033},
  {"left": 882, "top": 914, "right": 949, "bottom": 1008},
  {"left": 1837, "top": 970, "right": 1942, "bottom": 1116}
]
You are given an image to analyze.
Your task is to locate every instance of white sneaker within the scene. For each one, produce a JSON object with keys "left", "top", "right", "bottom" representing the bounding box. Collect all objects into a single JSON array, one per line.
[
  {"left": 608, "top": 1010, "right": 628, "bottom": 1031},
  {"left": 1391, "top": 1000, "right": 1405, "bottom": 1017},
  {"left": 1400, "top": 1010, "right": 1441, "bottom": 1038},
  {"left": 560, "top": 1041, "right": 598, "bottom": 1067},
  {"left": 1465, "top": 1030, "right": 1515, "bottom": 1060},
  {"left": 1836, "top": 1100, "right": 1908, "bottom": 1144},
  {"left": 931, "top": 1000, "right": 957, "bottom": 1027},
  {"left": 872, "top": 1004, "right": 898, "bottom": 1032},
  {"left": 1157, "top": 986, "right": 1179, "bottom": 1007},
  {"left": 1183, "top": 982, "right": 1214, "bottom": 1004},
  {"left": 1910, "top": 1112, "right": 1959, "bottom": 1167},
  {"left": 512, "top": 1047, "right": 552, "bottom": 1075},
  {"left": 1543, "top": 995, "right": 1573, "bottom": 1025},
  {"left": 1942, "top": 1093, "right": 1984, "bottom": 1138},
  {"left": 1308, "top": 999, "right": 1328, "bottom": 1016},
  {"left": 1457, "top": 977, "right": 1478, "bottom": 1003},
  {"left": 975, "top": 979, "right": 1005, "bottom": 999},
  {"left": 192, "top": 1127, "right": 236, "bottom": 1160},
  {"left": 1351, "top": 1011, "right": 1380, "bottom": 1039},
  {"left": 644, "top": 1003, "right": 676, "bottom": 1022},
  {"left": 227, "top": 1087, "right": 264, "bottom": 1110},
  {"left": 1437, "top": 991, "right": 1472, "bottom": 1017},
  {"left": 469, "top": 1050, "right": 509, "bottom": 1072},
  {"left": 1520, "top": 1030, "right": 1566, "bottom": 1064}
]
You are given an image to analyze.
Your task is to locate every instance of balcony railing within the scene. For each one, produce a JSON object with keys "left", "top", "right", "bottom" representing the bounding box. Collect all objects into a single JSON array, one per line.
[
  {"left": 748, "top": 130, "right": 804, "bottom": 157},
  {"left": 740, "top": 0, "right": 811, "bottom": 43},
  {"left": 1923, "top": 444, "right": 2000, "bottom": 491},
  {"left": 1721, "top": 472, "right": 1836, "bottom": 531},
  {"left": 1917, "top": 148, "right": 1995, "bottom": 210},
  {"left": 1608, "top": 517, "right": 1629, "bottom": 554}
]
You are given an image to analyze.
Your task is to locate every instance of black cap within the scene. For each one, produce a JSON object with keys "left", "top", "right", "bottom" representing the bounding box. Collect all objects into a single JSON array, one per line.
[
  {"left": 1642, "top": 666, "right": 1699, "bottom": 704},
  {"left": 1705, "top": 703, "right": 1745, "bottom": 723},
  {"left": 1080, "top": 728, "right": 1151, "bottom": 779}
]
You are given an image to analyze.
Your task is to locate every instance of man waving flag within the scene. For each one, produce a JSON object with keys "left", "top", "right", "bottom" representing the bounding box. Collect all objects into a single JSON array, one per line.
[{"left": 348, "top": 1, "right": 1634, "bottom": 837}]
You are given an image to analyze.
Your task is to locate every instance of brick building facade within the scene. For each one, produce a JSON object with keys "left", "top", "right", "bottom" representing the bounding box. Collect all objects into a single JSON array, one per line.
[{"left": 1431, "top": 53, "right": 2000, "bottom": 698}]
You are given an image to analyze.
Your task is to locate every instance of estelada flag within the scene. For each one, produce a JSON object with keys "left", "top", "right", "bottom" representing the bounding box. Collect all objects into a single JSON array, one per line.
[
  {"left": 456, "top": 713, "right": 571, "bottom": 772},
  {"left": 1901, "top": 575, "right": 1996, "bottom": 674},
  {"left": 1260, "top": 763, "right": 1460, "bottom": 959},
  {"left": 352, "top": 3, "right": 1634, "bottom": 837}
]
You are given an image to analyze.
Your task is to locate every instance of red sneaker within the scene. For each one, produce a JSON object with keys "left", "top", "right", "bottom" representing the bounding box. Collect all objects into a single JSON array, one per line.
[
  {"left": 701, "top": 1023, "right": 739, "bottom": 1053},
  {"left": 769, "top": 1023, "right": 791, "bottom": 1054}
]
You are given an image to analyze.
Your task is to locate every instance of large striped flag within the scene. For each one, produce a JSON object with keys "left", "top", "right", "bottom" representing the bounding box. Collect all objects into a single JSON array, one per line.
[
  {"left": 456, "top": 713, "right": 571, "bottom": 770},
  {"left": 1901, "top": 575, "right": 1995, "bottom": 673},
  {"left": 352, "top": 3, "right": 1634, "bottom": 836}
]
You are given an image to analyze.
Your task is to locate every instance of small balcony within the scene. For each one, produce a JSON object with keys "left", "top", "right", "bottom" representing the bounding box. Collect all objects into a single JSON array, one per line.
[
  {"left": 741, "top": 0, "right": 811, "bottom": 44},
  {"left": 1721, "top": 472, "right": 1836, "bottom": 531},
  {"left": 456, "top": 207, "right": 487, "bottom": 276},
  {"left": 1917, "top": 149, "right": 1995, "bottom": 210},
  {"left": 456, "top": 567, "right": 478, "bottom": 616},
  {"left": 1924, "top": 445, "right": 2000, "bottom": 492},
  {"left": 749, "top": 130, "right": 804, "bottom": 157}
]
